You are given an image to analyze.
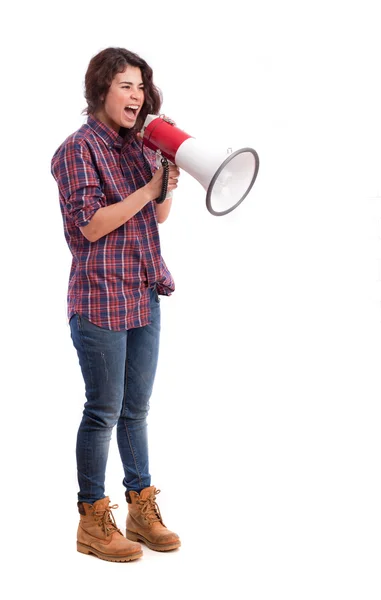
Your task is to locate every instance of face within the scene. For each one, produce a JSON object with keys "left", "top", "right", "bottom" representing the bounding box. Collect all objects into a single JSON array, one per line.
[{"left": 96, "top": 65, "right": 145, "bottom": 132}]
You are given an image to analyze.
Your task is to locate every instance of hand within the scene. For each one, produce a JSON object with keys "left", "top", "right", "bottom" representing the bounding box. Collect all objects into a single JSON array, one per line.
[
  {"left": 167, "top": 164, "right": 180, "bottom": 193},
  {"left": 145, "top": 164, "right": 180, "bottom": 200}
]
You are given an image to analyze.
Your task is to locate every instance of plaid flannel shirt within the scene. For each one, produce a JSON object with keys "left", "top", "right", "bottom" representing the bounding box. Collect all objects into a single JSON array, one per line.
[{"left": 51, "top": 115, "right": 174, "bottom": 330}]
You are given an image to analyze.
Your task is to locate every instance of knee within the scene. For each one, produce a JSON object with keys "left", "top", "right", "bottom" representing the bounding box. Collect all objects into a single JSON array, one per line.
[
  {"left": 121, "top": 393, "right": 151, "bottom": 421},
  {"left": 82, "top": 404, "right": 121, "bottom": 429},
  {"left": 82, "top": 382, "right": 124, "bottom": 428}
]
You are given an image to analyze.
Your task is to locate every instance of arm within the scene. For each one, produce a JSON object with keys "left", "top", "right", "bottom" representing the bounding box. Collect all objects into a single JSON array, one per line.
[
  {"left": 80, "top": 185, "right": 153, "bottom": 242},
  {"left": 52, "top": 140, "right": 179, "bottom": 241},
  {"left": 81, "top": 165, "right": 179, "bottom": 242}
]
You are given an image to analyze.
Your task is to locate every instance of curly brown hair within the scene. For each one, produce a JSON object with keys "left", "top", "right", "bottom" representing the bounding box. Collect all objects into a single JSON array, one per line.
[{"left": 83, "top": 47, "right": 162, "bottom": 132}]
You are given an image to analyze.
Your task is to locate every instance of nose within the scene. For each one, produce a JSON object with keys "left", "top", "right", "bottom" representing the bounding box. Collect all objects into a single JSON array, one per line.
[{"left": 131, "top": 88, "right": 143, "bottom": 102}]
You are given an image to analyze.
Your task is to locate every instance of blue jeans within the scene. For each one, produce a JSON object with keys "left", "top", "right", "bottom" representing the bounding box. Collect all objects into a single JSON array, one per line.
[{"left": 69, "top": 286, "right": 161, "bottom": 504}]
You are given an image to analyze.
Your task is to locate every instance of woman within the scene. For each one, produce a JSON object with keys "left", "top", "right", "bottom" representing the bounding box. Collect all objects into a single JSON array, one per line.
[{"left": 51, "top": 47, "right": 180, "bottom": 562}]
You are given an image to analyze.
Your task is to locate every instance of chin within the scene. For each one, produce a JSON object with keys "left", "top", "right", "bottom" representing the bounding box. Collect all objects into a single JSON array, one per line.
[{"left": 122, "top": 115, "right": 138, "bottom": 129}]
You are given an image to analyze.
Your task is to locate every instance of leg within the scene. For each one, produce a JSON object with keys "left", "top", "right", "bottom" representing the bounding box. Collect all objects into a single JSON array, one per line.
[
  {"left": 117, "top": 286, "right": 161, "bottom": 492},
  {"left": 70, "top": 314, "right": 127, "bottom": 504}
]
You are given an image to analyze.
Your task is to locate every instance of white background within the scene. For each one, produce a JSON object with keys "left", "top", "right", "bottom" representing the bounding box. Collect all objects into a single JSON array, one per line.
[{"left": 1, "top": 0, "right": 381, "bottom": 598}]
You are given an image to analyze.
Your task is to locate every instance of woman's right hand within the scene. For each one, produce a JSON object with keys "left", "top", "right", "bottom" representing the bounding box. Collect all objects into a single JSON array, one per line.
[{"left": 145, "top": 165, "right": 180, "bottom": 201}]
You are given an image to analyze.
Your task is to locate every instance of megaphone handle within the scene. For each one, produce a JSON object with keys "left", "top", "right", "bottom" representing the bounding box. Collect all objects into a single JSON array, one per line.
[{"left": 155, "top": 156, "right": 169, "bottom": 204}]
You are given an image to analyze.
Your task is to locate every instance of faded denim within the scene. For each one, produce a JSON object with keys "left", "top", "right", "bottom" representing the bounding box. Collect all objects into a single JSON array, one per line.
[{"left": 69, "top": 286, "right": 161, "bottom": 504}]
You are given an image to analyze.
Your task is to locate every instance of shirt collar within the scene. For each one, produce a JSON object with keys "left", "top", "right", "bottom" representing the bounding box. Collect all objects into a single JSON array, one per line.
[{"left": 87, "top": 115, "right": 135, "bottom": 150}]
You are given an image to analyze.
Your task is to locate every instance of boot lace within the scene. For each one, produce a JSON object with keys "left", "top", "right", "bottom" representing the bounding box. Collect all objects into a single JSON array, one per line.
[
  {"left": 137, "top": 488, "right": 163, "bottom": 524},
  {"left": 93, "top": 503, "right": 122, "bottom": 536}
]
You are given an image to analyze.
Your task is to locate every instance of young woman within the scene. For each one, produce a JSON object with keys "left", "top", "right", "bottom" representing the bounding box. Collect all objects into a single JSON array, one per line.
[{"left": 51, "top": 47, "right": 180, "bottom": 562}]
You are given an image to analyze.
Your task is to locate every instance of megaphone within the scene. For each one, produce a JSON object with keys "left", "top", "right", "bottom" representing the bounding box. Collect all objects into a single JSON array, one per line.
[{"left": 141, "top": 114, "right": 260, "bottom": 216}]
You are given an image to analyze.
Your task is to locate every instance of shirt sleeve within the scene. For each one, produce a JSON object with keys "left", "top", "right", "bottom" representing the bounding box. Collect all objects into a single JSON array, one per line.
[{"left": 52, "top": 140, "right": 105, "bottom": 227}]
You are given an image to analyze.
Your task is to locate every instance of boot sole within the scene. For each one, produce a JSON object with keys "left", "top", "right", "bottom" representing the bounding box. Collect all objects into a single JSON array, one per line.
[
  {"left": 126, "top": 530, "right": 181, "bottom": 552},
  {"left": 77, "top": 542, "right": 143, "bottom": 562}
]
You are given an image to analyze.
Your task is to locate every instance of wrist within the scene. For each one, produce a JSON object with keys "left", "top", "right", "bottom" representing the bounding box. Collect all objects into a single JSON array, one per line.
[
  {"left": 141, "top": 182, "right": 155, "bottom": 203},
  {"left": 123, "top": 185, "right": 153, "bottom": 207}
]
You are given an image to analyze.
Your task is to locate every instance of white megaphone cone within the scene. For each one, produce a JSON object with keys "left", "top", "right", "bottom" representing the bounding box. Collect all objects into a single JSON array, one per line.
[{"left": 141, "top": 115, "right": 259, "bottom": 216}]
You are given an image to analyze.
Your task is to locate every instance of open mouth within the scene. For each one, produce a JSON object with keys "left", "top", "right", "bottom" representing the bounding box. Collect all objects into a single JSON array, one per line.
[{"left": 124, "top": 105, "right": 139, "bottom": 119}]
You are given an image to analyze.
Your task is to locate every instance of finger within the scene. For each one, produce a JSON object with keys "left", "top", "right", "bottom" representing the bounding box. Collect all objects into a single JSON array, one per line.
[{"left": 168, "top": 166, "right": 180, "bottom": 175}]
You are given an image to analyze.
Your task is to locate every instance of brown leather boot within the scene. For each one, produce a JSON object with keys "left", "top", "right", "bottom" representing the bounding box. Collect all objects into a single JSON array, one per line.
[
  {"left": 77, "top": 497, "right": 143, "bottom": 562},
  {"left": 125, "top": 486, "right": 181, "bottom": 552}
]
